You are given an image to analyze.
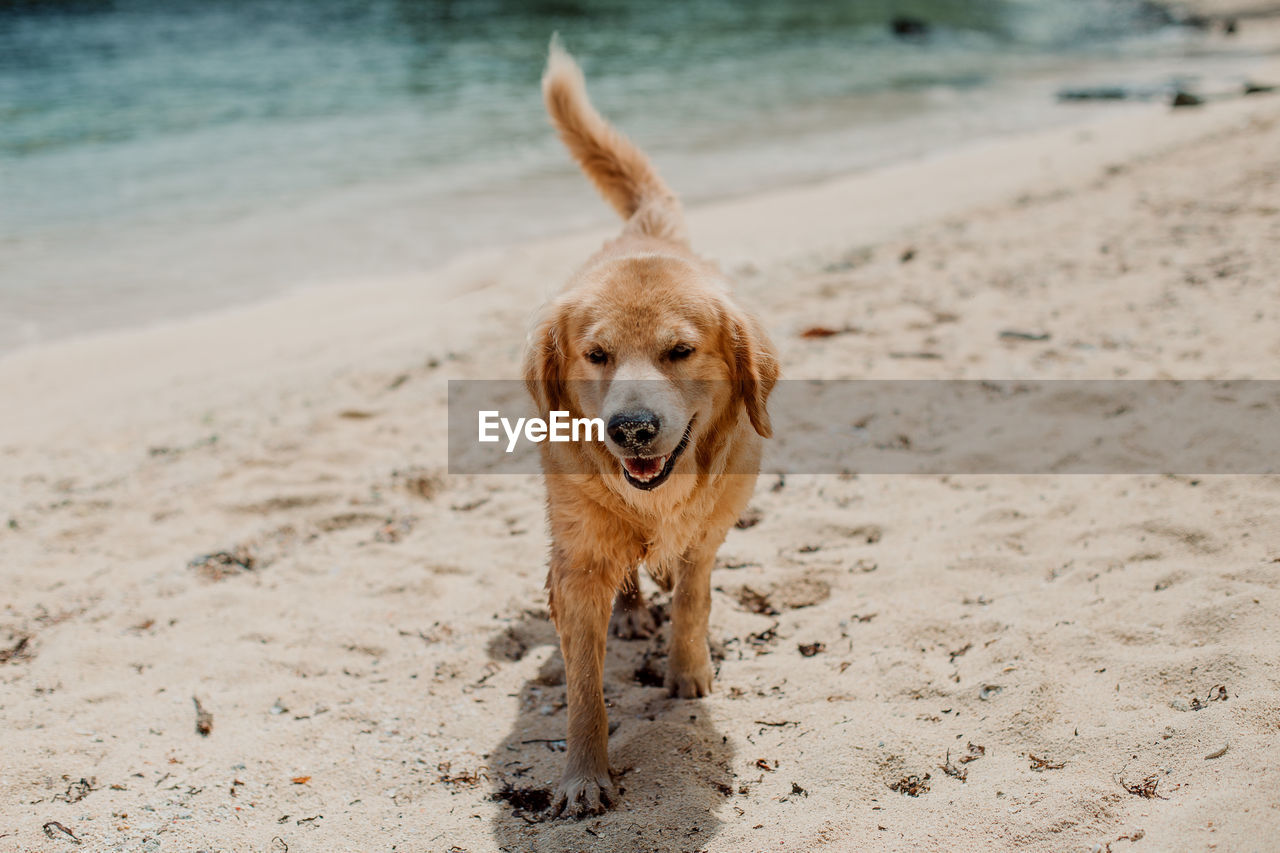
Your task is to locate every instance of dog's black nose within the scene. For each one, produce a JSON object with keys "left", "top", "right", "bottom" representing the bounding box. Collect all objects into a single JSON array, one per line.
[{"left": 607, "top": 410, "right": 660, "bottom": 447}]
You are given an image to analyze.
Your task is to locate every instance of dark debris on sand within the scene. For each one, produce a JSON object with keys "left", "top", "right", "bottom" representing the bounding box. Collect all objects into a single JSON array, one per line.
[
  {"left": 889, "top": 773, "right": 931, "bottom": 797},
  {"left": 188, "top": 546, "right": 258, "bottom": 581},
  {"left": 0, "top": 635, "right": 32, "bottom": 664}
]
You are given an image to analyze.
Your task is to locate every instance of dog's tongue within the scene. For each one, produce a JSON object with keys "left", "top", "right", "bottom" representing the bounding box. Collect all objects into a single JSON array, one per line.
[{"left": 623, "top": 455, "right": 666, "bottom": 481}]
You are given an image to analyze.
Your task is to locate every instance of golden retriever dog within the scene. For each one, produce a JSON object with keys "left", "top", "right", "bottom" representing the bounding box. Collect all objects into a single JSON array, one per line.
[{"left": 523, "top": 38, "right": 779, "bottom": 816}]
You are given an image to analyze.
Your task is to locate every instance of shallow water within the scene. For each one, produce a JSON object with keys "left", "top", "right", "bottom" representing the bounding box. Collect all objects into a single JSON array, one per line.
[{"left": 0, "top": 0, "right": 1266, "bottom": 351}]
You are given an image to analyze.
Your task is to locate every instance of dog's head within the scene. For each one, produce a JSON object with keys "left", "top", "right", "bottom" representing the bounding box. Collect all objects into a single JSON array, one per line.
[{"left": 524, "top": 253, "right": 777, "bottom": 491}]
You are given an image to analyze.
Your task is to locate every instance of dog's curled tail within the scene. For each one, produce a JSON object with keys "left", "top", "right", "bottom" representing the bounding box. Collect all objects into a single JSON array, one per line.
[{"left": 542, "top": 36, "right": 687, "bottom": 244}]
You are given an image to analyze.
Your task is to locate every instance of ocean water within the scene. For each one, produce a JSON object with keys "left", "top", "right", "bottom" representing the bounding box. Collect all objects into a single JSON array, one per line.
[{"left": 0, "top": 0, "right": 1266, "bottom": 352}]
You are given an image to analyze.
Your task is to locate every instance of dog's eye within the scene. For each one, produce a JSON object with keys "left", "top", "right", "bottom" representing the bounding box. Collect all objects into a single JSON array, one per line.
[
  {"left": 585, "top": 348, "right": 609, "bottom": 365},
  {"left": 668, "top": 344, "right": 695, "bottom": 361}
]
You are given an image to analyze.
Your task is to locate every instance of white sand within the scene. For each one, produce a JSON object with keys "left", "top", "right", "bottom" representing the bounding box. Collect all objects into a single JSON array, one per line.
[{"left": 3, "top": 43, "right": 1280, "bottom": 853}]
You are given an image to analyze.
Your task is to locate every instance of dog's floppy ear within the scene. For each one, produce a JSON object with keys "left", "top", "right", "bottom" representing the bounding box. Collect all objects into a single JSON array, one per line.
[
  {"left": 524, "top": 302, "right": 572, "bottom": 417},
  {"left": 726, "top": 307, "right": 779, "bottom": 438}
]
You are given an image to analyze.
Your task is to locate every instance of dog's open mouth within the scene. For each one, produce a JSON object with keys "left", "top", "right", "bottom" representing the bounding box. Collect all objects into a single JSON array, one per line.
[{"left": 620, "top": 420, "right": 693, "bottom": 491}]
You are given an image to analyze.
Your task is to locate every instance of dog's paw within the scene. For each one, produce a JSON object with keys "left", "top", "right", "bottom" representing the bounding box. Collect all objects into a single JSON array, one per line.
[
  {"left": 665, "top": 659, "right": 714, "bottom": 698},
  {"left": 551, "top": 771, "right": 617, "bottom": 818},
  {"left": 610, "top": 603, "right": 658, "bottom": 640}
]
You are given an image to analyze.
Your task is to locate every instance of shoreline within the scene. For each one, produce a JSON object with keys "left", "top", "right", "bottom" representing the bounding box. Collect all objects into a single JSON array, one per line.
[
  {"left": 5, "top": 13, "right": 1278, "bottom": 359},
  {"left": 4, "top": 75, "right": 1278, "bottom": 444}
]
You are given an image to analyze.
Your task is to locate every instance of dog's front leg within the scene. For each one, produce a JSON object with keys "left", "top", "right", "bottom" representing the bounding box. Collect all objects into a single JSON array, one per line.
[
  {"left": 666, "top": 542, "right": 718, "bottom": 698},
  {"left": 549, "top": 558, "right": 618, "bottom": 817}
]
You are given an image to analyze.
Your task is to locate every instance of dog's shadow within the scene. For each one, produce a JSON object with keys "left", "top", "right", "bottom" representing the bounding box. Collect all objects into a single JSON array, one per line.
[{"left": 486, "top": 601, "right": 734, "bottom": 851}]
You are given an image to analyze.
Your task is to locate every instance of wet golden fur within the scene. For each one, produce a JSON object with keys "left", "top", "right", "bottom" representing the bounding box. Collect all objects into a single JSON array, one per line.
[{"left": 523, "top": 38, "right": 778, "bottom": 817}]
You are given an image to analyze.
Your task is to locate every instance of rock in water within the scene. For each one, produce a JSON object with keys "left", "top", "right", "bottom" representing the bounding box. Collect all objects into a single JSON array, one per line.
[
  {"left": 1058, "top": 86, "right": 1130, "bottom": 102},
  {"left": 890, "top": 16, "right": 929, "bottom": 38}
]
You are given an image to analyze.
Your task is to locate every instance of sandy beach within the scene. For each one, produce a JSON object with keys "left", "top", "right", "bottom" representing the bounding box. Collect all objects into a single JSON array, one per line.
[{"left": 4, "top": 11, "right": 1280, "bottom": 852}]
